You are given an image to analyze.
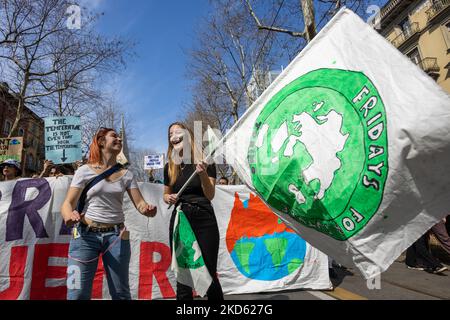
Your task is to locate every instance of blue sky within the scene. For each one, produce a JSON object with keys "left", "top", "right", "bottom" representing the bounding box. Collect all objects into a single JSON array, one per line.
[{"left": 83, "top": 0, "right": 211, "bottom": 154}]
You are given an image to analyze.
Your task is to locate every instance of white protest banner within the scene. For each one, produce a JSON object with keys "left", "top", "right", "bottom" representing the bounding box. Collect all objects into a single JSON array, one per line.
[
  {"left": 217, "top": 8, "right": 450, "bottom": 279},
  {"left": 0, "top": 137, "right": 23, "bottom": 163},
  {"left": 44, "top": 116, "right": 82, "bottom": 164},
  {"left": 0, "top": 178, "right": 330, "bottom": 299},
  {"left": 144, "top": 154, "right": 164, "bottom": 170}
]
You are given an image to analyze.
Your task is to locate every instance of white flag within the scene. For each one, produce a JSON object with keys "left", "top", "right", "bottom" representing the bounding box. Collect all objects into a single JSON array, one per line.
[{"left": 218, "top": 8, "right": 450, "bottom": 279}]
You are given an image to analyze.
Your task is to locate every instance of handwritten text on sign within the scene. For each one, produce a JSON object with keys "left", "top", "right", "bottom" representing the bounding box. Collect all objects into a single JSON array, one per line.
[
  {"left": 44, "top": 116, "right": 82, "bottom": 164},
  {"left": 144, "top": 154, "right": 164, "bottom": 170}
]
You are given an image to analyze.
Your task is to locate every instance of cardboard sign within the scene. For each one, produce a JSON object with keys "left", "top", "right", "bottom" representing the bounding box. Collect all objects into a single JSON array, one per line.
[
  {"left": 44, "top": 116, "right": 82, "bottom": 164},
  {"left": 0, "top": 137, "right": 23, "bottom": 162}
]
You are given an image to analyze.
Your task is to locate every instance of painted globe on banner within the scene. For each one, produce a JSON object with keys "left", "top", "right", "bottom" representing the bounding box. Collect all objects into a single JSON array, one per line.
[{"left": 226, "top": 193, "right": 306, "bottom": 280}]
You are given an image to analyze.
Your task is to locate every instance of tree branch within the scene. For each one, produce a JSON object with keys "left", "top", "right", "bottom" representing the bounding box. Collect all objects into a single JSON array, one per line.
[{"left": 245, "top": 0, "right": 305, "bottom": 38}]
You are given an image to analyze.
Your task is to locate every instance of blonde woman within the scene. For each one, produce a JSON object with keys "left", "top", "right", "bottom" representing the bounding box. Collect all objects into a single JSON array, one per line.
[{"left": 163, "top": 122, "right": 223, "bottom": 300}]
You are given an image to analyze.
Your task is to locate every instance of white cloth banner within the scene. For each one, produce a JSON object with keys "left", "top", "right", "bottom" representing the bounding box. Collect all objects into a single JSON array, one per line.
[
  {"left": 0, "top": 178, "right": 330, "bottom": 300},
  {"left": 218, "top": 8, "right": 450, "bottom": 279}
]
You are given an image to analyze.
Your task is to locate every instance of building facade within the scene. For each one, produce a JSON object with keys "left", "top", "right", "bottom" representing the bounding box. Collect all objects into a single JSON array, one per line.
[
  {"left": 378, "top": 0, "right": 450, "bottom": 93},
  {"left": 0, "top": 83, "right": 44, "bottom": 177},
  {"left": 246, "top": 69, "right": 282, "bottom": 107}
]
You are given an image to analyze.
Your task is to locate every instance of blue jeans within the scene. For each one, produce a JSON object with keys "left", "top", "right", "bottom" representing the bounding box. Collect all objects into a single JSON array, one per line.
[{"left": 67, "top": 224, "right": 131, "bottom": 300}]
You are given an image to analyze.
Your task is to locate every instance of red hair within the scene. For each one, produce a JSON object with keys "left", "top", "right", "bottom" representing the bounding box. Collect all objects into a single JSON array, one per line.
[{"left": 88, "top": 127, "right": 115, "bottom": 164}]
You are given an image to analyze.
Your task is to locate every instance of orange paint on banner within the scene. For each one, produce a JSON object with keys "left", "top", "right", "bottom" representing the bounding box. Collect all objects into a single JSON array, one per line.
[{"left": 226, "top": 193, "right": 295, "bottom": 252}]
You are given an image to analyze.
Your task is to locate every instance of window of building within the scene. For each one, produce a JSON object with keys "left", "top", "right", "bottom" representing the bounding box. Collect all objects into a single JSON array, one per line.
[
  {"left": 18, "top": 128, "right": 24, "bottom": 136},
  {"left": 3, "top": 120, "right": 11, "bottom": 135},
  {"left": 399, "top": 17, "right": 412, "bottom": 36},
  {"left": 407, "top": 48, "right": 421, "bottom": 65}
]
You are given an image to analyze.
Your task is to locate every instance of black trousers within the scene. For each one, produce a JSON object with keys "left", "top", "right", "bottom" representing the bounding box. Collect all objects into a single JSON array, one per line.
[
  {"left": 405, "top": 232, "right": 443, "bottom": 269},
  {"left": 169, "top": 200, "right": 224, "bottom": 301}
]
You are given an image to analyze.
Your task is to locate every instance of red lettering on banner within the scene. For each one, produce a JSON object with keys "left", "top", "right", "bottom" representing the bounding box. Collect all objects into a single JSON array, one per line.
[
  {"left": 30, "top": 243, "right": 68, "bottom": 300},
  {"left": 92, "top": 257, "right": 104, "bottom": 299},
  {"left": 0, "top": 246, "right": 28, "bottom": 299},
  {"left": 138, "top": 242, "right": 175, "bottom": 299}
]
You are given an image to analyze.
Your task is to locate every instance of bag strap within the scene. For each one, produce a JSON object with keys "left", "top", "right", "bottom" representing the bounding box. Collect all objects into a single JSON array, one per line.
[{"left": 76, "top": 163, "right": 123, "bottom": 213}]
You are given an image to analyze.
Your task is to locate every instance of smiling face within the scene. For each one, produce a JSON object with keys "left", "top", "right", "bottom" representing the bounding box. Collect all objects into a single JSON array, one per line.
[
  {"left": 169, "top": 125, "right": 188, "bottom": 154},
  {"left": 101, "top": 130, "right": 122, "bottom": 155}
]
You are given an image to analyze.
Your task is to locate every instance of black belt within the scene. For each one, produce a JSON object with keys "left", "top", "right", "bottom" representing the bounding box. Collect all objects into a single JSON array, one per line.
[
  {"left": 177, "top": 196, "right": 213, "bottom": 213},
  {"left": 80, "top": 222, "right": 124, "bottom": 233}
]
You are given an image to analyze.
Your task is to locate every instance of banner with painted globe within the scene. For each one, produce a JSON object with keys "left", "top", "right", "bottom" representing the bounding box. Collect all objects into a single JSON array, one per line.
[{"left": 218, "top": 8, "right": 450, "bottom": 279}]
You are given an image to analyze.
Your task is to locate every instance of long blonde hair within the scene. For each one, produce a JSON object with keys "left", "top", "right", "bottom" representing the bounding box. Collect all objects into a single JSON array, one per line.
[{"left": 167, "top": 122, "right": 202, "bottom": 186}]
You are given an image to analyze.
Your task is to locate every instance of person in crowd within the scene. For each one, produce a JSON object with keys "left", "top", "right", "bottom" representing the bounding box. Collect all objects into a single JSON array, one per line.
[
  {"left": 328, "top": 257, "right": 338, "bottom": 279},
  {"left": 405, "top": 231, "right": 447, "bottom": 274},
  {"left": 0, "top": 159, "right": 22, "bottom": 181},
  {"left": 39, "top": 160, "right": 79, "bottom": 178},
  {"left": 60, "top": 127, "right": 157, "bottom": 300},
  {"left": 163, "top": 122, "right": 224, "bottom": 300},
  {"left": 60, "top": 163, "right": 75, "bottom": 175},
  {"left": 39, "top": 160, "right": 55, "bottom": 178},
  {"left": 217, "top": 176, "right": 229, "bottom": 185},
  {"left": 48, "top": 165, "right": 64, "bottom": 177},
  {"left": 431, "top": 216, "right": 450, "bottom": 256}
]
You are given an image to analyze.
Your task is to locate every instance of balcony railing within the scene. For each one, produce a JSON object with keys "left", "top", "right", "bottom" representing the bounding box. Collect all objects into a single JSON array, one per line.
[
  {"left": 390, "top": 22, "right": 420, "bottom": 47},
  {"left": 426, "top": 0, "right": 450, "bottom": 21},
  {"left": 417, "top": 57, "right": 440, "bottom": 74},
  {"left": 379, "top": 0, "right": 415, "bottom": 30}
]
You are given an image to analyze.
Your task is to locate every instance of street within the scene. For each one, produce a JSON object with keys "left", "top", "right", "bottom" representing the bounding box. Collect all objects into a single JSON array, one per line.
[{"left": 225, "top": 256, "right": 450, "bottom": 300}]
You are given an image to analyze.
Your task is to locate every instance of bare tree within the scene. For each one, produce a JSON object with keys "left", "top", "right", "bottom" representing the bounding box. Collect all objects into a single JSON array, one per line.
[
  {"left": 185, "top": 0, "right": 288, "bottom": 183},
  {"left": 0, "top": 0, "right": 34, "bottom": 46},
  {"left": 39, "top": 24, "right": 131, "bottom": 116},
  {"left": 80, "top": 100, "right": 134, "bottom": 158},
  {"left": 0, "top": 0, "right": 132, "bottom": 138},
  {"left": 245, "top": 0, "right": 372, "bottom": 43},
  {"left": 187, "top": 0, "right": 279, "bottom": 125}
]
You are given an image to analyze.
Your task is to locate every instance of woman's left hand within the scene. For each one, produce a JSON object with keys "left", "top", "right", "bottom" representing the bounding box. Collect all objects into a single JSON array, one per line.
[
  {"left": 140, "top": 203, "right": 157, "bottom": 217},
  {"left": 196, "top": 161, "right": 208, "bottom": 176}
]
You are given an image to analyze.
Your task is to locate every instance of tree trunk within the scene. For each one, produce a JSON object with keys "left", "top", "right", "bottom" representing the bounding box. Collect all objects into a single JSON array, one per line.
[
  {"left": 300, "top": 0, "right": 316, "bottom": 42},
  {"left": 58, "top": 90, "right": 63, "bottom": 116},
  {"left": 8, "top": 73, "right": 29, "bottom": 138}
]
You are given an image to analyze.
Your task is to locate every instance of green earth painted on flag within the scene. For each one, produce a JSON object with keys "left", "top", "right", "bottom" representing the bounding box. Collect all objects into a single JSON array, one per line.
[
  {"left": 174, "top": 210, "right": 206, "bottom": 269},
  {"left": 248, "top": 69, "right": 388, "bottom": 240}
]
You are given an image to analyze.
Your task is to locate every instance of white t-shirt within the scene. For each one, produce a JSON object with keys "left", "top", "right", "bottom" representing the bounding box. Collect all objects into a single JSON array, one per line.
[{"left": 70, "top": 164, "right": 139, "bottom": 224}]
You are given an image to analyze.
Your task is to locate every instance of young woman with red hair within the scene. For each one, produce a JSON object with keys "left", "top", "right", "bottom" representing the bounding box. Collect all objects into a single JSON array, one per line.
[{"left": 61, "top": 127, "right": 157, "bottom": 300}]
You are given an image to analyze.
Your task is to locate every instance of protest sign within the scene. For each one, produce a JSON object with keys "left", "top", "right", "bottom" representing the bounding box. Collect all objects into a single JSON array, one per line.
[{"left": 44, "top": 116, "right": 82, "bottom": 164}]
